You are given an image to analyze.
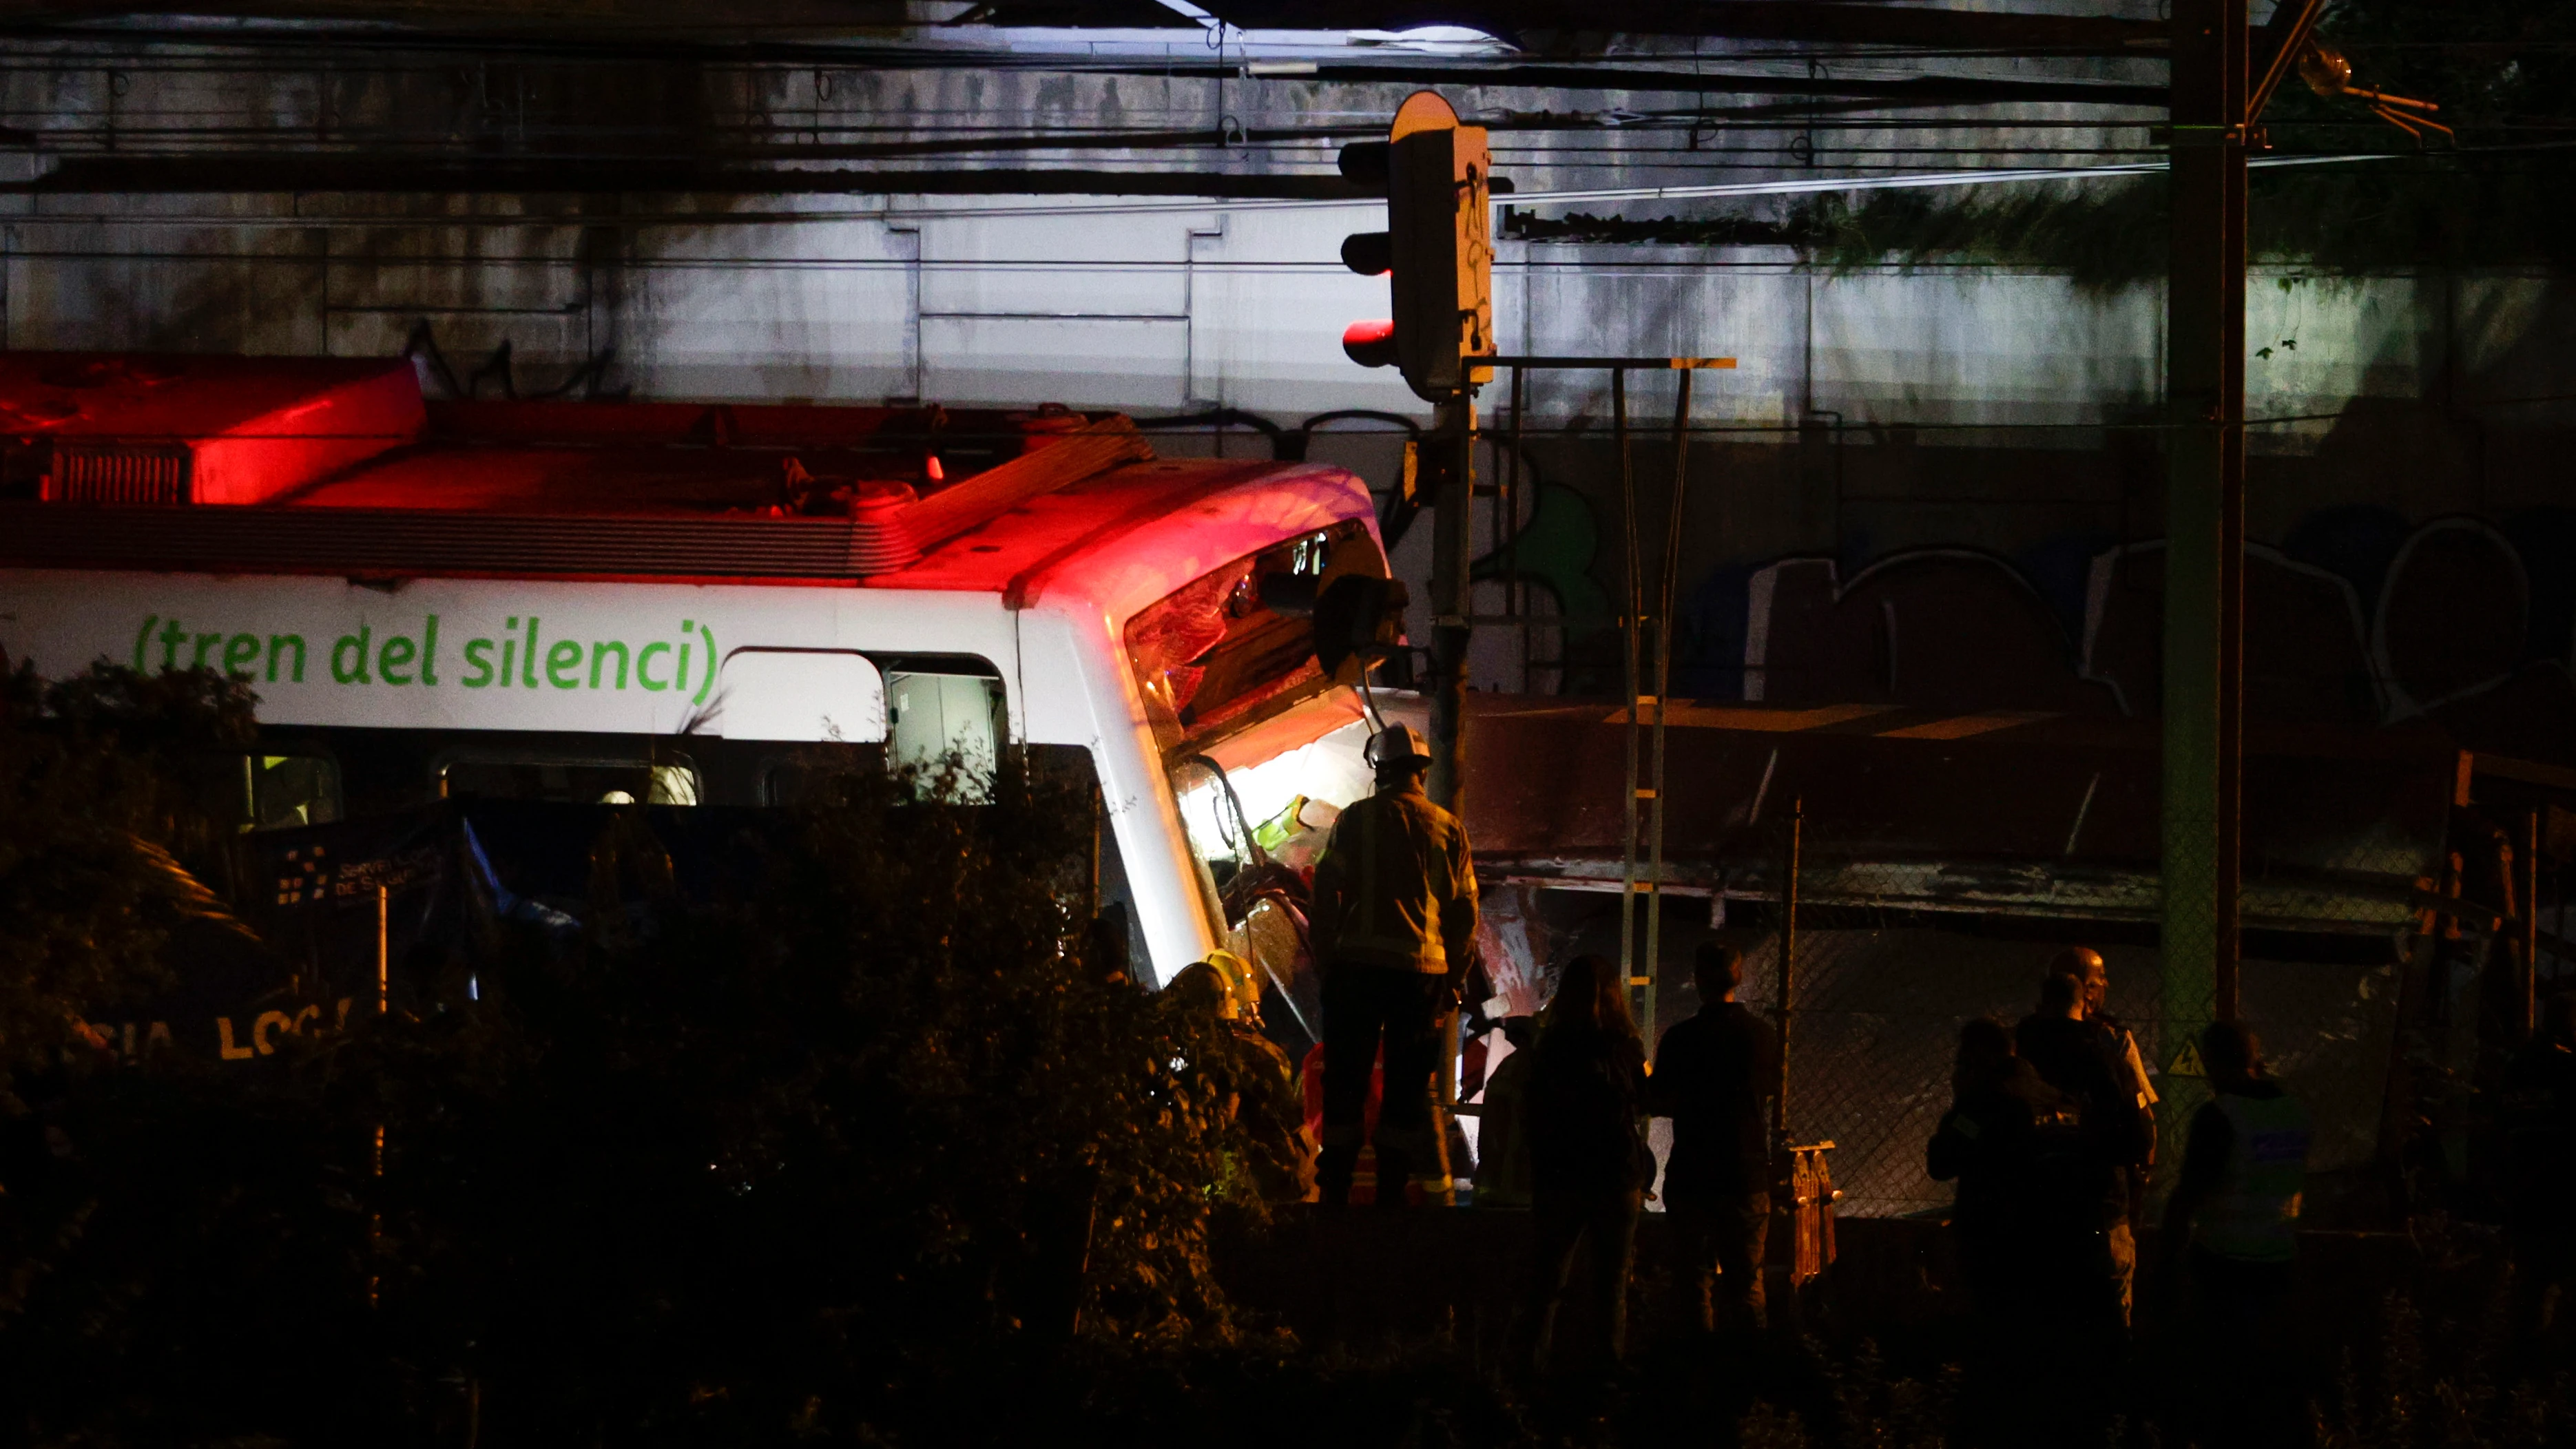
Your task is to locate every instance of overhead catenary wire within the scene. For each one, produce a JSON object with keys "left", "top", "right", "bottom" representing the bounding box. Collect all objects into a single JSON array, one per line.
[
  {"left": 45, "top": 392, "right": 2576, "bottom": 455},
  {"left": 0, "top": 146, "right": 2467, "bottom": 229}
]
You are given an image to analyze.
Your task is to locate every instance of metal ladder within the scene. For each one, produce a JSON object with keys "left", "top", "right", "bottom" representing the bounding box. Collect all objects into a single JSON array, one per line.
[
  {"left": 1616, "top": 366, "right": 1700, "bottom": 1036},
  {"left": 1444, "top": 355, "right": 1729, "bottom": 1036}
]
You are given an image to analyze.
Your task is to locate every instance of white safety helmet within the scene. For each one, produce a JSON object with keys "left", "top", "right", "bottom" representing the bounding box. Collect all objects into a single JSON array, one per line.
[{"left": 1365, "top": 722, "right": 1433, "bottom": 770}]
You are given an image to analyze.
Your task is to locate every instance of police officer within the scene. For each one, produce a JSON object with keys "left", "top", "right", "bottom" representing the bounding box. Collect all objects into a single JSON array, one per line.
[
  {"left": 1309, "top": 723, "right": 1479, "bottom": 1208},
  {"left": 2161, "top": 1020, "right": 2313, "bottom": 1449}
]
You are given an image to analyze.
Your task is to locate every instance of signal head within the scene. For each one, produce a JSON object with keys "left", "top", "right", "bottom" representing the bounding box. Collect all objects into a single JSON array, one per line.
[
  {"left": 1341, "top": 319, "right": 1399, "bottom": 369},
  {"left": 1337, "top": 140, "right": 1391, "bottom": 189},
  {"left": 1340, "top": 231, "right": 1392, "bottom": 277}
]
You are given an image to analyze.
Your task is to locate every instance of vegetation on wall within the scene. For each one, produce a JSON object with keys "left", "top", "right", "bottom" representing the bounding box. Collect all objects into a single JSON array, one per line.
[{"left": 1510, "top": 0, "right": 2576, "bottom": 289}]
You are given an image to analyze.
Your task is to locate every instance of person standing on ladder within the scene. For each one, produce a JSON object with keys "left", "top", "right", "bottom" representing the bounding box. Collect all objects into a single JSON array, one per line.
[{"left": 1309, "top": 722, "right": 1480, "bottom": 1208}]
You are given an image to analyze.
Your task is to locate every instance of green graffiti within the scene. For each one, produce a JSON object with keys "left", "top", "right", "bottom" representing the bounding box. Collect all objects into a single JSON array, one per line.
[{"left": 1471, "top": 481, "right": 1612, "bottom": 629}]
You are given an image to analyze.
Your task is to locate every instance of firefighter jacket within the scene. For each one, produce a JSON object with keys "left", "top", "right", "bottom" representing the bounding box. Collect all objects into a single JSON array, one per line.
[{"left": 1309, "top": 778, "right": 1479, "bottom": 974}]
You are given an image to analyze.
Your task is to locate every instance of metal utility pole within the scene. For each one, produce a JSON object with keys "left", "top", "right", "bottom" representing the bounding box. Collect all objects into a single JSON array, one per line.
[
  {"left": 1776, "top": 797, "right": 1801, "bottom": 1148},
  {"left": 1428, "top": 395, "right": 1474, "bottom": 812},
  {"left": 2163, "top": 0, "right": 2248, "bottom": 1035},
  {"left": 2528, "top": 811, "right": 2543, "bottom": 1039}
]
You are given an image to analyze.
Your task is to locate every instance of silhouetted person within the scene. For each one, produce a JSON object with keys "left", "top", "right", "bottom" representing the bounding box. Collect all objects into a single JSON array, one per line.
[
  {"left": 1473, "top": 1016, "right": 1537, "bottom": 1209},
  {"left": 2015, "top": 968, "right": 2135, "bottom": 1329},
  {"left": 2062, "top": 946, "right": 2158, "bottom": 1322},
  {"left": 1930, "top": 1017, "right": 2099, "bottom": 1446},
  {"left": 1510, "top": 955, "right": 1652, "bottom": 1377},
  {"left": 1926, "top": 1019, "right": 2081, "bottom": 1441},
  {"left": 2506, "top": 992, "right": 2576, "bottom": 1347},
  {"left": 1167, "top": 959, "right": 1316, "bottom": 1203},
  {"left": 2161, "top": 1020, "right": 2313, "bottom": 1449},
  {"left": 1087, "top": 901, "right": 1134, "bottom": 987},
  {"left": 1932, "top": 1020, "right": 2067, "bottom": 1309},
  {"left": 1652, "top": 941, "right": 1779, "bottom": 1338},
  {"left": 1309, "top": 722, "right": 1478, "bottom": 1208}
]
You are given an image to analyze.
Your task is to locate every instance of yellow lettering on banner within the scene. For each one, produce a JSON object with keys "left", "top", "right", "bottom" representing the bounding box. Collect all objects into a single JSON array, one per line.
[
  {"left": 253, "top": 1010, "right": 294, "bottom": 1055},
  {"left": 217, "top": 1017, "right": 255, "bottom": 1061},
  {"left": 333, "top": 997, "right": 353, "bottom": 1032},
  {"left": 291, "top": 1003, "right": 320, "bottom": 1036},
  {"left": 121, "top": 1022, "right": 136, "bottom": 1059},
  {"left": 145, "top": 1021, "right": 173, "bottom": 1054}
]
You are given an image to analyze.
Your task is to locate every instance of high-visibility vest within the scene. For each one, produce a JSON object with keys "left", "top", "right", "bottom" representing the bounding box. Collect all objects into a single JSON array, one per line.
[{"left": 2196, "top": 1088, "right": 2312, "bottom": 1264}]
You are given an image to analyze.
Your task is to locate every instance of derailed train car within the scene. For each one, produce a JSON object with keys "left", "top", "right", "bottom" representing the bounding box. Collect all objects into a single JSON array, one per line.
[{"left": 0, "top": 351, "right": 1406, "bottom": 1060}]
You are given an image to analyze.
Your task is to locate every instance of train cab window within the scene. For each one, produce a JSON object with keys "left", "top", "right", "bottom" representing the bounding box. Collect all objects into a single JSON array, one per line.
[
  {"left": 1172, "top": 754, "right": 1258, "bottom": 895},
  {"left": 1170, "top": 694, "right": 1375, "bottom": 900},
  {"left": 1124, "top": 520, "right": 1385, "bottom": 749},
  {"left": 1168, "top": 694, "right": 1380, "bottom": 1050},
  {"left": 439, "top": 751, "right": 703, "bottom": 806}
]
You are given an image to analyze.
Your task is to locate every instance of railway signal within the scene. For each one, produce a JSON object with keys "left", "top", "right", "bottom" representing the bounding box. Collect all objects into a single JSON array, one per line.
[{"left": 1337, "top": 92, "right": 1498, "bottom": 403}]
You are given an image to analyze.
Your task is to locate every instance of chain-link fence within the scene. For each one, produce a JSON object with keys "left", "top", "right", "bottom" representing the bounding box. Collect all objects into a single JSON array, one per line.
[
  {"left": 1475, "top": 835, "right": 2435, "bottom": 1223},
  {"left": 1723, "top": 908, "right": 2402, "bottom": 1220},
  {"left": 1455, "top": 691, "right": 2573, "bottom": 1227}
]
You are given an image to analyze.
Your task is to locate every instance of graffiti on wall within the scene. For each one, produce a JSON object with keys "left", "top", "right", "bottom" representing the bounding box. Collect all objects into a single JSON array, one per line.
[{"left": 1717, "top": 509, "right": 2576, "bottom": 764}]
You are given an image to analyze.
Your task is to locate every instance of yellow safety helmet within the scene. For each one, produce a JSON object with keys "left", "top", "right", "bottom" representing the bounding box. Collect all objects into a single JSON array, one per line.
[{"left": 1201, "top": 949, "right": 1258, "bottom": 1021}]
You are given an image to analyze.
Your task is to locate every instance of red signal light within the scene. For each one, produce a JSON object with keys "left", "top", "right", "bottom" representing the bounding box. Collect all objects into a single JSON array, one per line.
[{"left": 1342, "top": 319, "right": 1400, "bottom": 369}]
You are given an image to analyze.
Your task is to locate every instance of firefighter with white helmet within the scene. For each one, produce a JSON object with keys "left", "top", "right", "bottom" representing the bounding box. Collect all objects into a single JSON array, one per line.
[{"left": 1308, "top": 722, "right": 1479, "bottom": 1207}]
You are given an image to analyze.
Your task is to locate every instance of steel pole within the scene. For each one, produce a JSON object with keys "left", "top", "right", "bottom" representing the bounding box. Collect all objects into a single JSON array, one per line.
[
  {"left": 1642, "top": 368, "right": 1692, "bottom": 1039},
  {"left": 371, "top": 883, "right": 388, "bottom": 1310},
  {"left": 2528, "top": 811, "right": 2542, "bottom": 1038},
  {"left": 1614, "top": 371, "right": 1643, "bottom": 994},
  {"left": 1428, "top": 393, "right": 1475, "bottom": 813},
  {"left": 1776, "top": 798, "right": 1802, "bottom": 1149},
  {"left": 2163, "top": 0, "right": 2247, "bottom": 1041}
]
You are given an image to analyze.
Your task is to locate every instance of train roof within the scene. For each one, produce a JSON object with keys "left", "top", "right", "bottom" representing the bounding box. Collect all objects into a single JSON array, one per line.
[{"left": 0, "top": 353, "right": 1374, "bottom": 607}]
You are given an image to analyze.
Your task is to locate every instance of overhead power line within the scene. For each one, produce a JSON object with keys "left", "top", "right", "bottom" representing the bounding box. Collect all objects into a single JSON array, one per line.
[{"left": 5, "top": 145, "right": 2510, "bottom": 227}]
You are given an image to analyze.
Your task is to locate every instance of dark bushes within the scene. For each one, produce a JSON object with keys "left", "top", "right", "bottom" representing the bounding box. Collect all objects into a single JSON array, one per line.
[{"left": 0, "top": 667, "right": 1291, "bottom": 1444}]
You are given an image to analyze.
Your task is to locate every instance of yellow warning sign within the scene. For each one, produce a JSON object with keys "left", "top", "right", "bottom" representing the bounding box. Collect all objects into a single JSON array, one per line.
[{"left": 2168, "top": 1041, "right": 2206, "bottom": 1078}]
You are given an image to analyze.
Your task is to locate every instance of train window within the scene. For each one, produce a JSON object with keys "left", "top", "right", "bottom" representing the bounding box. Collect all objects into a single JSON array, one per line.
[
  {"left": 757, "top": 742, "right": 891, "bottom": 805},
  {"left": 439, "top": 751, "right": 703, "bottom": 806},
  {"left": 229, "top": 752, "right": 344, "bottom": 832},
  {"left": 886, "top": 668, "right": 1004, "bottom": 802},
  {"left": 718, "top": 649, "right": 886, "bottom": 743}
]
